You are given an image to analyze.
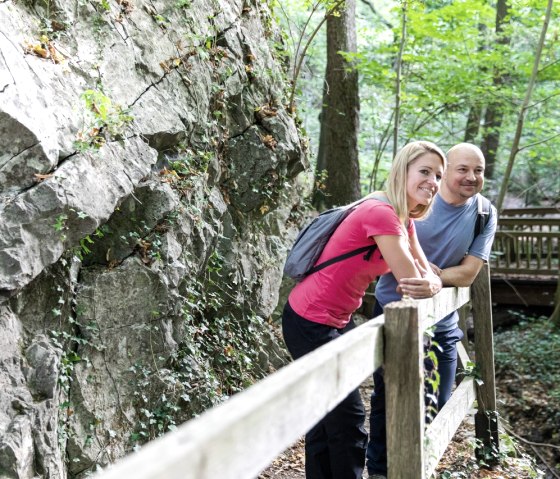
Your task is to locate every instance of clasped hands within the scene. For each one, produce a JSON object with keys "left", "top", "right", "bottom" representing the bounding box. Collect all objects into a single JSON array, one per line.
[{"left": 397, "top": 261, "right": 442, "bottom": 299}]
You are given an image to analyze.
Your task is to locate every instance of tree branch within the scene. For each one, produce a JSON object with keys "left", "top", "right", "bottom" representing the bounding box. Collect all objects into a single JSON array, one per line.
[
  {"left": 538, "top": 57, "right": 560, "bottom": 74},
  {"left": 501, "top": 423, "right": 560, "bottom": 451},
  {"left": 526, "top": 91, "right": 560, "bottom": 109},
  {"left": 496, "top": 0, "right": 553, "bottom": 211},
  {"left": 358, "top": 0, "right": 393, "bottom": 29},
  {"left": 288, "top": 0, "right": 347, "bottom": 113},
  {"left": 517, "top": 131, "right": 560, "bottom": 152}
]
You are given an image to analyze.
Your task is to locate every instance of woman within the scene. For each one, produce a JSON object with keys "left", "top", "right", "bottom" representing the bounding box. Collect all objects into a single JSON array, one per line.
[{"left": 281, "top": 140, "right": 445, "bottom": 479}]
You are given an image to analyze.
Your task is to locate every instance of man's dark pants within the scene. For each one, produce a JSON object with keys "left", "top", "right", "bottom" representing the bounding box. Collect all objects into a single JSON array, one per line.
[
  {"left": 282, "top": 302, "right": 367, "bottom": 479},
  {"left": 366, "top": 302, "right": 464, "bottom": 476}
]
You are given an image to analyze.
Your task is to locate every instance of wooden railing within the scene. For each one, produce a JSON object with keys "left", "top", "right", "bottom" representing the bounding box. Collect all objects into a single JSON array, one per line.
[
  {"left": 96, "top": 265, "right": 498, "bottom": 479},
  {"left": 491, "top": 208, "right": 559, "bottom": 277}
]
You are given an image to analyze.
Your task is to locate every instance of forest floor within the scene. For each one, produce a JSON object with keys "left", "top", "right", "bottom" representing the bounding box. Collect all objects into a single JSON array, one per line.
[{"left": 260, "top": 308, "right": 560, "bottom": 479}]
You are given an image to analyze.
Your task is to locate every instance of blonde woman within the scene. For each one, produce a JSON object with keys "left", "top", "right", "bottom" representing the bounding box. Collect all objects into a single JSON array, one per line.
[{"left": 282, "top": 141, "right": 445, "bottom": 479}]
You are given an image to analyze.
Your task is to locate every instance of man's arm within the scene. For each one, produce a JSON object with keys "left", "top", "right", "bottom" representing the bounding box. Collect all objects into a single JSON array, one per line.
[{"left": 438, "top": 254, "right": 485, "bottom": 287}]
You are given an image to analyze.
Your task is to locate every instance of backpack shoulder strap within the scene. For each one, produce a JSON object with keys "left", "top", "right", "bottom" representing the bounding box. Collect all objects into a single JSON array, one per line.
[
  {"left": 304, "top": 195, "right": 386, "bottom": 277},
  {"left": 475, "top": 194, "right": 491, "bottom": 237}
]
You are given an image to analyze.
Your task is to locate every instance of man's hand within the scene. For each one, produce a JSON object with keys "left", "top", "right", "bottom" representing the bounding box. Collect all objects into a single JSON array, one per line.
[
  {"left": 398, "top": 260, "right": 443, "bottom": 299},
  {"left": 429, "top": 262, "right": 442, "bottom": 277}
]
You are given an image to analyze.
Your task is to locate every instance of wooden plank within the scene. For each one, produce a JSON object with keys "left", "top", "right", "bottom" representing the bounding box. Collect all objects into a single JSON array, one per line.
[
  {"left": 456, "top": 341, "right": 471, "bottom": 371},
  {"left": 384, "top": 301, "right": 425, "bottom": 479},
  {"left": 498, "top": 218, "right": 560, "bottom": 227},
  {"left": 416, "top": 286, "right": 470, "bottom": 331},
  {"left": 471, "top": 264, "right": 499, "bottom": 464},
  {"left": 96, "top": 317, "right": 385, "bottom": 479},
  {"left": 494, "top": 230, "right": 558, "bottom": 238},
  {"left": 457, "top": 304, "right": 470, "bottom": 358},
  {"left": 424, "top": 377, "right": 476, "bottom": 478},
  {"left": 500, "top": 207, "right": 560, "bottom": 216},
  {"left": 490, "top": 267, "right": 557, "bottom": 276}
]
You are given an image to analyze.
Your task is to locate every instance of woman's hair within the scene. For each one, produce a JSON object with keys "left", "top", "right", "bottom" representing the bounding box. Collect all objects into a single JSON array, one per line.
[{"left": 386, "top": 140, "right": 446, "bottom": 223}]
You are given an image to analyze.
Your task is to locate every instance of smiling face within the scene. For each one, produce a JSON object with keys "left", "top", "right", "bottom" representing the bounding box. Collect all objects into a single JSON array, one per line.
[
  {"left": 406, "top": 152, "right": 444, "bottom": 210},
  {"left": 442, "top": 144, "right": 485, "bottom": 205}
]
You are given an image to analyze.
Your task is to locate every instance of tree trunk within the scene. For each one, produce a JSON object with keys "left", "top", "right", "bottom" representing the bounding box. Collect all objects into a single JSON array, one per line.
[
  {"left": 464, "top": 106, "right": 482, "bottom": 142},
  {"left": 496, "top": 0, "right": 553, "bottom": 211},
  {"left": 320, "top": 0, "right": 361, "bottom": 208},
  {"left": 312, "top": 82, "right": 328, "bottom": 209},
  {"left": 393, "top": 1, "right": 407, "bottom": 159},
  {"left": 480, "top": 0, "right": 511, "bottom": 179}
]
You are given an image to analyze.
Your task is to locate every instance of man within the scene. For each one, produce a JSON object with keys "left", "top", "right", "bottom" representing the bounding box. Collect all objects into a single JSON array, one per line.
[{"left": 366, "top": 143, "right": 498, "bottom": 479}]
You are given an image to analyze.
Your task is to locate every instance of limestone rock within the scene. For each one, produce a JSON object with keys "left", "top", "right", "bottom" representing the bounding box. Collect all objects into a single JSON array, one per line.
[
  {"left": 24, "top": 340, "right": 60, "bottom": 400},
  {"left": 0, "top": 0, "right": 306, "bottom": 476}
]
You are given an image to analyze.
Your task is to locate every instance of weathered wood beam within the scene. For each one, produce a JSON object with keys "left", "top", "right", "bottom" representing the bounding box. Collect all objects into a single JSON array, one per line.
[
  {"left": 424, "top": 377, "right": 476, "bottom": 478},
  {"left": 472, "top": 264, "right": 500, "bottom": 464},
  {"left": 385, "top": 301, "right": 425, "bottom": 479}
]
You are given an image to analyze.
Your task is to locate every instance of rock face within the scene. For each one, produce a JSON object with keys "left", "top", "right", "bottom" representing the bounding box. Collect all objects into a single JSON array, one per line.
[{"left": 0, "top": 1, "right": 306, "bottom": 476}]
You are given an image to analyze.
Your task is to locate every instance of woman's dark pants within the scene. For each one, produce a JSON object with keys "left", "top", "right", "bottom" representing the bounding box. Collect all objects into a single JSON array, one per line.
[
  {"left": 365, "top": 302, "right": 464, "bottom": 476},
  {"left": 282, "top": 302, "right": 367, "bottom": 479}
]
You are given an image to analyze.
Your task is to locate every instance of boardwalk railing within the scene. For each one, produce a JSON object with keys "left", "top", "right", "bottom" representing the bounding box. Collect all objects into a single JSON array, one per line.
[
  {"left": 491, "top": 207, "right": 559, "bottom": 276},
  {"left": 97, "top": 265, "right": 498, "bottom": 479}
]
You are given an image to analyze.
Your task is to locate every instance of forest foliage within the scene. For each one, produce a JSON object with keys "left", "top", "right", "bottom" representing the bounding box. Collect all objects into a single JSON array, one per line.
[{"left": 272, "top": 0, "right": 560, "bottom": 208}]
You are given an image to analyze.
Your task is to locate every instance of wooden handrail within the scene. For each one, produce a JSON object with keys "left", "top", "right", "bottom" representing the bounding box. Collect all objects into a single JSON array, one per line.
[
  {"left": 498, "top": 217, "right": 560, "bottom": 227},
  {"left": 491, "top": 214, "right": 559, "bottom": 277},
  {"left": 96, "top": 270, "right": 498, "bottom": 479},
  {"left": 500, "top": 207, "right": 560, "bottom": 216},
  {"left": 495, "top": 230, "right": 558, "bottom": 237}
]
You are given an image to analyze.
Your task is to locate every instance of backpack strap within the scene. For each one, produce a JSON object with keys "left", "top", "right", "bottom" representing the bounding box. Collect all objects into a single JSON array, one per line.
[
  {"left": 306, "top": 245, "right": 378, "bottom": 276},
  {"left": 305, "top": 191, "right": 390, "bottom": 277},
  {"left": 303, "top": 195, "right": 387, "bottom": 277},
  {"left": 475, "top": 194, "right": 491, "bottom": 237}
]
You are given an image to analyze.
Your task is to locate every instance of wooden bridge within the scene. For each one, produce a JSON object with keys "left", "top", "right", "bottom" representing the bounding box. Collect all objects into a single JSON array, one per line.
[
  {"left": 490, "top": 207, "right": 559, "bottom": 307},
  {"left": 96, "top": 265, "right": 498, "bottom": 479}
]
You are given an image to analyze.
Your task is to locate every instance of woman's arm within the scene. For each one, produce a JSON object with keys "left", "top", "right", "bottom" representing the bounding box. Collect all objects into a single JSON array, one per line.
[
  {"left": 373, "top": 234, "right": 421, "bottom": 281},
  {"left": 376, "top": 231, "right": 442, "bottom": 298},
  {"left": 408, "top": 229, "right": 432, "bottom": 273}
]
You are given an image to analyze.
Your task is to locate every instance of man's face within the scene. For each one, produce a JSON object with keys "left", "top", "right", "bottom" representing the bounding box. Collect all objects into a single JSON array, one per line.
[{"left": 444, "top": 149, "right": 485, "bottom": 202}]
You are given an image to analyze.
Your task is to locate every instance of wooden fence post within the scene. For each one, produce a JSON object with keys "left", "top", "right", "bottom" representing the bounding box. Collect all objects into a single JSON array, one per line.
[
  {"left": 385, "top": 300, "right": 425, "bottom": 479},
  {"left": 458, "top": 303, "right": 470, "bottom": 355},
  {"left": 471, "top": 264, "right": 500, "bottom": 464}
]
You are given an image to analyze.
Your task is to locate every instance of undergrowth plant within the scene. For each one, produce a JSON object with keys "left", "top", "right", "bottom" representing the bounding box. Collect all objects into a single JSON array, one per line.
[
  {"left": 75, "top": 89, "right": 133, "bottom": 151},
  {"left": 127, "top": 247, "right": 272, "bottom": 447},
  {"left": 495, "top": 311, "right": 560, "bottom": 401}
]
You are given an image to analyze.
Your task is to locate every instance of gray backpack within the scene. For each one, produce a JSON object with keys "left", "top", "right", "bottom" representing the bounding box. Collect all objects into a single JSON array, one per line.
[{"left": 283, "top": 194, "right": 387, "bottom": 282}]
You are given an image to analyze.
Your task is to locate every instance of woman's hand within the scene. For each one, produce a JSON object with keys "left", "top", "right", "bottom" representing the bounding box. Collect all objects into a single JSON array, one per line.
[{"left": 397, "top": 260, "right": 443, "bottom": 299}]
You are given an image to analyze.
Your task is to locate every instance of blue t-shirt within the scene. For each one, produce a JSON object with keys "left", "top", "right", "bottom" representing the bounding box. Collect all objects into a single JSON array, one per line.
[{"left": 375, "top": 193, "right": 497, "bottom": 332}]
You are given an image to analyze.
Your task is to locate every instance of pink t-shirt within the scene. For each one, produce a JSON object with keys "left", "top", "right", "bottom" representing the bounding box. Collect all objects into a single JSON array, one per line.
[{"left": 288, "top": 200, "right": 415, "bottom": 329}]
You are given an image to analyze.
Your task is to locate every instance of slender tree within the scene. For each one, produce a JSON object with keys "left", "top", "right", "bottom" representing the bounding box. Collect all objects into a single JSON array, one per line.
[
  {"left": 464, "top": 106, "right": 482, "bottom": 143},
  {"left": 464, "top": 21, "right": 488, "bottom": 143},
  {"left": 393, "top": 0, "right": 408, "bottom": 159},
  {"left": 312, "top": 81, "right": 328, "bottom": 207},
  {"left": 314, "top": 0, "right": 360, "bottom": 208},
  {"left": 496, "top": 0, "right": 554, "bottom": 211},
  {"left": 288, "top": 0, "right": 346, "bottom": 114},
  {"left": 480, "top": 0, "right": 511, "bottom": 179}
]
